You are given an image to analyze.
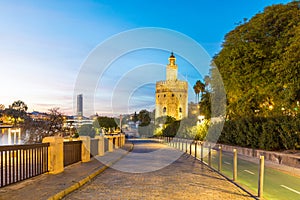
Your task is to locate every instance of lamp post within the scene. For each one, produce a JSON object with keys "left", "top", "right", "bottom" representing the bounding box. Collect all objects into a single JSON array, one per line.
[{"left": 197, "top": 115, "right": 205, "bottom": 125}]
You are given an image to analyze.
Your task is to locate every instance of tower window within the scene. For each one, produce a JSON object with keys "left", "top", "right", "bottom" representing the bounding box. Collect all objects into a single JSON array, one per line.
[
  {"left": 179, "top": 107, "right": 182, "bottom": 113},
  {"left": 163, "top": 107, "right": 166, "bottom": 112},
  {"left": 172, "top": 94, "right": 174, "bottom": 97},
  {"left": 158, "top": 95, "right": 160, "bottom": 98},
  {"left": 164, "top": 94, "right": 166, "bottom": 97}
]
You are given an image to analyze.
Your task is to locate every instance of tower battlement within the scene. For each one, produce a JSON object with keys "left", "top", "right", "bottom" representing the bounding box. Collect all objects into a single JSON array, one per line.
[{"left": 155, "top": 53, "right": 188, "bottom": 120}]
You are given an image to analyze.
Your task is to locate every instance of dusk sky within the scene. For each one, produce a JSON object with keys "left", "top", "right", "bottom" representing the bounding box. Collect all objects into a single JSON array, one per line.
[{"left": 0, "top": 0, "right": 292, "bottom": 117}]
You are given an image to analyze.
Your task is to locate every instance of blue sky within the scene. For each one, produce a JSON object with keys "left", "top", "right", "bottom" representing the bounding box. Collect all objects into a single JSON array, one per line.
[{"left": 0, "top": 0, "right": 292, "bottom": 116}]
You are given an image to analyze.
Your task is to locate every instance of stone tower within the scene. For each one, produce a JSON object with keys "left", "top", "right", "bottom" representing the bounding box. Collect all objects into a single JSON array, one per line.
[{"left": 155, "top": 53, "right": 188, "bottom": 120}]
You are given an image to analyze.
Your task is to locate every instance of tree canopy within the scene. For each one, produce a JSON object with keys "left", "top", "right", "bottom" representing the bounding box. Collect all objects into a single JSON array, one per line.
[
  {"left": 213, "top": 1, "right": 300, "bottom": 118},
  {"left": 4, "top": 100, "right": 28, "bottom": 126},
  {"left": 211, "top": 1, "right": 300, "bottom": 150},
  {"left": 94, "top": 116, "right": 117, "bottom": 132},
  {"left": 138, "top": 109, "right": 151, "bottom": 126}
]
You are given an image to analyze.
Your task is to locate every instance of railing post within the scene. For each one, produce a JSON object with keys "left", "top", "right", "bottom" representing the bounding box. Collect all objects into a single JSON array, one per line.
[
  {"left": 174, "top": 138, "right": 176, "bottom": 148},
  {"left": 181, "top": 139, "right": 183, "bottom": 151},
  {"left": 218, "top": 145, "right": 222, "bottom": 172},
  {"left": 79, "top": 136, "right": 91, "bottom": 162},
  {"left": 185, "top": 140, "right": 188, "bottom": 153},
  {"left": 258, "top": 155, "right": 265, "bottom": 199},
  {"left": 200, "top": 142, "right": 204, "bottom": 162},
  {"left": 208, "top": 144, "right": 212, "bottom": 167},
  {"left": 95, "top": 135, "right": 104, "bottom": 156},
  {"left": 194, "top": 141, "right": 197, "bottom": 158},
  {"left": 42, "top": 136, "right": 64, "bottom": 174},
  {"left": 189, "top": 141, "right": 192, "bottom": 155},
  {"left": 233, "top": 149, "right": 237, "bottom": 181}
]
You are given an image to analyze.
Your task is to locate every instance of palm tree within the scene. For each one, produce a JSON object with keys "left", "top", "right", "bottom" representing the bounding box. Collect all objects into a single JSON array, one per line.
[
  {"left": 193, "top": 80, "right": 205, "bottom": 103},
  {"left": 193, "top": 83, "right": 200, "bottom": 103}
]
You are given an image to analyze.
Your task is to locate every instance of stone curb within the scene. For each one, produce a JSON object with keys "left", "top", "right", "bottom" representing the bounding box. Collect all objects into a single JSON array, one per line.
[{"left": 47, "top": 143, "right": 134, "bottom": 200}]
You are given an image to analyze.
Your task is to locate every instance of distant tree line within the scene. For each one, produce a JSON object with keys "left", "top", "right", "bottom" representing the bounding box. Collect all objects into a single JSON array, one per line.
[{"left": 0, "top": 100, "right": 66, "bottom": 143}]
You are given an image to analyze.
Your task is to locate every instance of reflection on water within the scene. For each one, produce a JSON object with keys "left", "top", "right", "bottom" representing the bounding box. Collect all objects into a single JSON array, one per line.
[{"left": 0, "top": 127, "right": 23, "bottom": 145}]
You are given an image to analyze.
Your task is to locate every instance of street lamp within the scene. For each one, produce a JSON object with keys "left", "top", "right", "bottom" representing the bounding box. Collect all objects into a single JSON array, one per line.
[{"left": 197, "top": 115, "right": 205, "bottom": 125}]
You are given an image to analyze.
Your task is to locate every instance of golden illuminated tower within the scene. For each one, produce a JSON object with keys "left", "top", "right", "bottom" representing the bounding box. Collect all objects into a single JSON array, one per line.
[{"left": 155, "top": 53, "right": 188, "bottom": 120}]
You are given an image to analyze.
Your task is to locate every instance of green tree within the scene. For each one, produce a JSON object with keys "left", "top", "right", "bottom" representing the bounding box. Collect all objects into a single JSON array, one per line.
[
  {"left": 213, "top": 1, "right": 300, "bottom": 118},
  {"left": 138, "top": 109, "right": 151, "bottom": 126},
  {"left": 78, "top": 124, "right": 96, "bottom": 138},
  {"left": 212, "top": 2, "right": 300, "bottom": 150},
  {"left": 193, "top": 80, "right": 205, "bottom": 103},
  {"left": 199, "top": 91, "right": 211, "bottom": 119},
  {"left": 5, "top": 100, "right": 28, "bottom": 127},
  {"left": 162, "top": 120, "right": 180, "bottom": 137},
  {"left": 94, "top": 116, "right": 117, "bottom": 132},
  {"left": 132, "top": 112, "right": 138, "bottom": 123}
]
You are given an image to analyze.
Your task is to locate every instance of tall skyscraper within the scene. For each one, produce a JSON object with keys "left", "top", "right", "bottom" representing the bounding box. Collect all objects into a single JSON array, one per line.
[{"left": 77, "top": 94, "right": 83, "bottom": 117}]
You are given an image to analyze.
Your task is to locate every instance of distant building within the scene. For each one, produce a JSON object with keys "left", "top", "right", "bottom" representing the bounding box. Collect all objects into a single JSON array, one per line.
[
  {"left": 28, "top": 111, "right": 49, "bottom": 121},
  {"left": 77, "top": 94, "right": 83, "bottom": 117},
  {"left": 155, "top": 53, "right": 188, "bottom": 120}
]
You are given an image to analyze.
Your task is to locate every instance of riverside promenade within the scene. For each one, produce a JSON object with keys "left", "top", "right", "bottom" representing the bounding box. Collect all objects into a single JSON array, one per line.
[{"left": 0, "top": 139, "right": 253, "bottom": 200}]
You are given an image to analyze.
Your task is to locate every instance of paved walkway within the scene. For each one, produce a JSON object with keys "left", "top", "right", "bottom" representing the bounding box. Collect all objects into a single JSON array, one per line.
[
  {"left": 0, "top": 143, "right": 132, "bottom": 200},
  {"left": 0, "top": 139, "right": 254, "bottom": 200},
  {"left": 64, "top": 139, "right": 254, "bottom": 200}
]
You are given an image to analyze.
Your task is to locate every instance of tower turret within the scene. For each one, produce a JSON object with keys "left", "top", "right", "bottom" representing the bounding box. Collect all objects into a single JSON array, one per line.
[{"left": 166, "top": 52, "right": 178, "bottom": 81}]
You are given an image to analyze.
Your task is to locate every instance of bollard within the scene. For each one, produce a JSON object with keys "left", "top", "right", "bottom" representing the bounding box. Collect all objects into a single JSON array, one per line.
[
  {"left": 180, "top": 139, "right": 182, "bottom": 151},
  {"left": 186, "top": 140, "right": 188, "bottom": 153},
  {"left": 190, "top": 141, "right": 192, "bottom": 155},
  {"left": 218, "top": 145, "right": 222, "bottom": 172},
  {"left": 200, "top": 142, "right": 204, "bottom": 162},
  {"left": 208, "top": 144, "right": 212, "bottom": 167},
  {"left": 258, "top": 155, "right": 265, "bottom": 198},
  {"left": 194, "top": 141, "right": 197, "bottom": 158},
  {"left": 233, "top": 149, "right": 237, "bottom": 181}
]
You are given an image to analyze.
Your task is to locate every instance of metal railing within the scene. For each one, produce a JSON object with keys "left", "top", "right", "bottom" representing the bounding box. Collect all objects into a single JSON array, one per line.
[
  {"left": 161, "top": 137, "right": 265, "bottom": 199},
  {"left": 63, "top": 141, "right": 82, "bottom": 167},
  {"left": 0, "top": 143, "right": 49, "bottom": 188}
]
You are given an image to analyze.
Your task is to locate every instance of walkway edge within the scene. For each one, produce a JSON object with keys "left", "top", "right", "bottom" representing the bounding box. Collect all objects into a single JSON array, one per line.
[
  {"left": 194, "top": 156, "right": 258, "bottom": 200},
  {"left": 47, "top": 143, "right": 134, "bottom": 200}
]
